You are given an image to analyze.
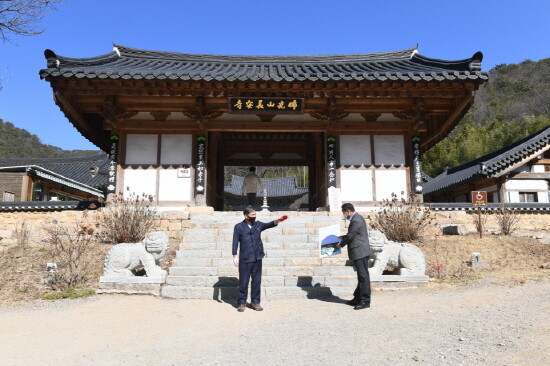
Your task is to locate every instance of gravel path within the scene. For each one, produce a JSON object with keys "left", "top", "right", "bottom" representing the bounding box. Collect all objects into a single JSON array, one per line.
[{"left": 1, "top": 277, "right": 548, "bottom": 366}]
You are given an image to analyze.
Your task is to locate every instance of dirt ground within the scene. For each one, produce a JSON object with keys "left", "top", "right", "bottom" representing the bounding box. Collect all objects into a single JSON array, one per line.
[
  {"left": 0, "top": 275, "right": 548, "bottom": 366},
  {"left": 1, "top": 233, "right": 549, "bottom": 365}
]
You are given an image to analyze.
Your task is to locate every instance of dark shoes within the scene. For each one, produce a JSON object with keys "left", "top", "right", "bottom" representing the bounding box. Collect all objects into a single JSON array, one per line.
[
  {"left": 346, "top": 299, "right": 360, "bottom": 306},
  {"left": 237, "top": 304, "right": 246, "bottom": 312},
  {"left": 354, "top": 302, "right": 370, "bottom": 310},
  {"left": 249, "top": 303, "right": 263, "bottom": 311}
]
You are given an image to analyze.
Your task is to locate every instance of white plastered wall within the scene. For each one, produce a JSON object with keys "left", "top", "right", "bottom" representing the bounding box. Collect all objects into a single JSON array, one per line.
[
  {"left": 126, "top": 134, "right": 158, "bottom": 164},
  {"left": 160, "top": 134, "right": 192, "bottom": 165},
  {"left": 123, "top": 168, "right": 157, "bottom": 198},
  {"left": 123, "top": 134, "right": 193, "bottom": 202},
  {"left": 158, "top": 169, "right": 192, "bottom": 201},
  {"left": 340, "top": 170, "right": 373, "bottom": 201},
  {"left": 374, "top": 170, "right": 408, "bottom": 200},
  {"left": 338, "top": 134, "right": 407, "bottom": 203},
  {"left": 339, "top": 135, "right": 371, "bottom": 165},
  {"left": 374, "top": 135, "right": 405, "bottom": 165},
  {"left": 504, "top": 179, "right": 549, "bottom": 203}
]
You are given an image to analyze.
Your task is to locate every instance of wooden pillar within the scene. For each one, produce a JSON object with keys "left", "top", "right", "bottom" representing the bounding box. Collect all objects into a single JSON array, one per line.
[{"left": 20, "top": 175, "right": 32, "bottom": 201}]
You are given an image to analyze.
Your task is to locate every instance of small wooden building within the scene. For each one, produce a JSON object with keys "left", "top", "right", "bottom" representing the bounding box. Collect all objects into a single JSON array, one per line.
[
  {"left": 40, "top": 45, "right": 487, "bottom": 210},
  {"left": 0, "top": 154, "right": 107, "bottom": 202},
  {"left": 424, "top": 126, "right": 550, "bottom": 203}
]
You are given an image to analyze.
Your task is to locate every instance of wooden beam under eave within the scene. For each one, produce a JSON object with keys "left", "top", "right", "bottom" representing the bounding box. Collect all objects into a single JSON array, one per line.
[
  {"left": 120, "top": 120, "right": 200, "bottom": 131},
  {"left": 54, "top": 91, "right": 94, "bottom": 136},
  {"left": 333, "top": 121, "right": 414, "bottom": 133},
  {"left": 421, "top": 93, "right": 475, "bottom": 150},
  {"left": 205, "top": 121, "right": 326, "bottom": 132}
]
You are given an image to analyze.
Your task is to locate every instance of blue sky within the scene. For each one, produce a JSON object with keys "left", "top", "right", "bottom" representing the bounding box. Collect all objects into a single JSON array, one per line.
[{"left": 1, "top": 0, "right": 549, "bottom": 151}]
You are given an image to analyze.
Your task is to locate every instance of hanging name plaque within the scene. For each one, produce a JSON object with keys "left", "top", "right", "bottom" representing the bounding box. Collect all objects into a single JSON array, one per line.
[
  {"left": 412, "top": 136, "right": 423, "bottom": 193},
  {"left": 195, "top": 136, "right": 206, "bottom": 194},
  {"left": 107, "top": 135, "right": 119, "bottom": 193},
  {"left": 228, "top": 97, "right": 304, "bottom": 113},
  {"left": 326, "top": 136, "right": 338, "bottom": 188}
]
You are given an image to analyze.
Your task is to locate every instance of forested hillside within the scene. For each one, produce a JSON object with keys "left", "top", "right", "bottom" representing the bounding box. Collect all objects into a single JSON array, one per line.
[
  {"left": 423, "top": 58, "right": 550, "bottom": 177},
  {"left": 0, "top": 119, "right": 99, "bottom": 158}
]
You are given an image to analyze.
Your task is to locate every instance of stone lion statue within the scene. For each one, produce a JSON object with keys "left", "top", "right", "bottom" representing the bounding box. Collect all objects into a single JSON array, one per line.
[
  {"left": 368, "top": 230, "right": 426, "bottom": 276},
  {"left": 103, "top": 231, "right": 168, "bottom": 278}
]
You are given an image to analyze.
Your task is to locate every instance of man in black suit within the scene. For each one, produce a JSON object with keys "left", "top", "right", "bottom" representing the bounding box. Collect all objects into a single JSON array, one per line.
[{"left": 337, "top": 203, "right": 372, "bottom": 310}]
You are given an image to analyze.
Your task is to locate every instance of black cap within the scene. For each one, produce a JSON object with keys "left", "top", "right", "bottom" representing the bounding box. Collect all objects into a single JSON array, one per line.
[{"left": 243, "top": 206, "right": 256, "bottom": 215}]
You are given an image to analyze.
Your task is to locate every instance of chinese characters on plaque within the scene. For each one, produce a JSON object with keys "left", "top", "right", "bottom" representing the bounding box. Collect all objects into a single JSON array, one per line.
[
  {"left": 412, "top": 136, "right": 423, "bottom": 193},
  {"left": 107, "top": 135, "right": 118, "bottom": 193},
  {"left": 326, "top": 136, "right": 337, "bottom": 188},
  {"left": 195, "top": 136, "right": 206, "bottom": 194},
  {"left": 228, "top": 97, "right": 304, "bottom": 113}
]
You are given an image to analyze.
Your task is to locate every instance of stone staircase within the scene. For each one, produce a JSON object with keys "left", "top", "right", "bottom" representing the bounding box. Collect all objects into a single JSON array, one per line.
[{"left": 161, "top": 211, "right": 366, "bottom": 300}]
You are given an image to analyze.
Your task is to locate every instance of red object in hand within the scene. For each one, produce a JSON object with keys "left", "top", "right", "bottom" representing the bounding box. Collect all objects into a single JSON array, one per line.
[{"left": 278, "top": 215, "right": 288, "bottom": 222}]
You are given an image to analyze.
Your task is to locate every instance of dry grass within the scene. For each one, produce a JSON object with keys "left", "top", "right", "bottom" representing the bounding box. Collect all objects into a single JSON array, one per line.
[
  {"left": 417, "top": 234, "right": 550, "bottom": 282},
  {"left": 1, "top": 233, "right": 548, "bottom": 305},
  {"left": 0, "top": 242, "right": 111, "bottom": 305}
]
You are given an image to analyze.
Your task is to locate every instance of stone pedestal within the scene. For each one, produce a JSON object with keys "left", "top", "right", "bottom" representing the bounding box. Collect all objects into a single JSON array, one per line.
[
  {"left": 98, "top": 276, "right": 166, "bottom": 296},
  {"left": 371, "top": 274, "right": 430, "bottom": 282}
]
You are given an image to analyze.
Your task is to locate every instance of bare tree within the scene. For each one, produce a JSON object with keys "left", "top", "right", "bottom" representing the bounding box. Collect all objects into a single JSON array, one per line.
[{"left": 0, "top": 0, "right": 64, "bottom": 42}]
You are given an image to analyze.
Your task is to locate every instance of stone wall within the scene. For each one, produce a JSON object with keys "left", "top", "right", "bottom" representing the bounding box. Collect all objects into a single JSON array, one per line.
[
  {"left": 2, "top": 208, "right": 549, "bottom": 253},
  {"left": 431, "top": 210, "right": 550, "bottom": 240},
  {"left": 0, "top": 208, "right": 197, "bottom": 252}
]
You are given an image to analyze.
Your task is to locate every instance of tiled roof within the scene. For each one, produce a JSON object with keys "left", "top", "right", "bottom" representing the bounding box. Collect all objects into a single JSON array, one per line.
[
  {"left": 0, "top": 200, "right": 103, "bottom": 211},
  {"left": 224, "top": 175, "right": 308, "bottom": 198},
  {"left": 40, "top": 44, "right": 488, "bottom": 83},
  {"left": 0, "top": 153, "right": 109, "bottom": 188},
  {"left": 428, "top": 202, "right": 550, "bottom": 211},
  {"left": 0, "top": 201, "right": 79, "bottom": 211},
  {"left": 423, "top": 125, "right": 550, "bottom": 196}
]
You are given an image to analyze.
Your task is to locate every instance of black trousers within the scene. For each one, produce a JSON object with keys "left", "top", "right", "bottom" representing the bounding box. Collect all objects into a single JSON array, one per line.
[
  {"left": 238, "top": 259, "right": 262, "bottom": 305},
  {"left": 246, "top": 193, "right": 257, "bottom": 207},
  {"left": 353, "top": 256, "right": 371, "bottom": 304}
]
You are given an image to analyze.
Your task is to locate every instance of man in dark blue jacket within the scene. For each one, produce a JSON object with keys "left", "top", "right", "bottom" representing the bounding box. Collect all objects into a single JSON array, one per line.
[{"left": 232, "top": 207, "right": 287, "bottom": 312}]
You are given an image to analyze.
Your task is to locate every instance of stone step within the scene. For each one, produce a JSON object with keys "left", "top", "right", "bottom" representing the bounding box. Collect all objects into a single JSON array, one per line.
[
  {"left": 166, "top": 275, "right": 288, "bottom": 287},
  {"left": 176, "top": 249, "right": 320, "bottom": 260},
  {"left": 169, "top": 257, "right": 352, "bottom": 276},
  {"left": 161, "top": 285, "right": 355, "bottom": 299},
  {"left": 180, "top": 241, "right": 322, "bottom": 252},
  {"left": 181, "top": 234, "right": 321, "bottom": 244},
  {"left": 161, "top": 280, "right": 427, "bottom": 299},
  {"left": 165, "top": 275, "right": 362, "bottom": 288},
  {"left": 186, "top": 218, "right": 341, "bottom": 226},
  {"left": 218, "top": 227, "right": 312, "bottom": 235}
]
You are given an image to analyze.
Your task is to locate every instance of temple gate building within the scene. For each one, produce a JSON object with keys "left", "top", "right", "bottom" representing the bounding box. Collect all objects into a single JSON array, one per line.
[{"left": 40, "top": 45, "right": 488, "bottom": 210}]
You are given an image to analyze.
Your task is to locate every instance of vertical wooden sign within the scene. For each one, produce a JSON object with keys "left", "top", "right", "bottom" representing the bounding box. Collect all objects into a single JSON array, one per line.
[
  {"left": 412, "top": 136, "right": 423, "bottom": 194},
  {"left": 327, "top": 136, "right": 337, "bottom": 188},
  {"left": 107, "top": 135, "right": 119, "bottom": 194},
  {"left": 195, "top": 136, "right": 206, "bottom": 194}
]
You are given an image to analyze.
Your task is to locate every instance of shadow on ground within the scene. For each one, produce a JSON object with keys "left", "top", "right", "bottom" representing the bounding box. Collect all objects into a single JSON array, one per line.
[{"left": 296, "top": 276, "right": 348, "bottom": 304}]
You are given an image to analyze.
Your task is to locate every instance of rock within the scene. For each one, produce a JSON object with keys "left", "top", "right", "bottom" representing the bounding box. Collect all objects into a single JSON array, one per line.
[
  {"left": 442, "top": 225, "right": 469, "bottom": 235},
  {"left": 540, "top": 262, "right": 550, "bottom": 269},
  {"left": 412, "top": 356, "right": 420, "bottom": 361}
]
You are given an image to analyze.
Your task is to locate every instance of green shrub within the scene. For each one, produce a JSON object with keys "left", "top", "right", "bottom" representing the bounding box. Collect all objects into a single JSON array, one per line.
[{"left": 41, "top": 288, "right": 95, "bottom": 300}]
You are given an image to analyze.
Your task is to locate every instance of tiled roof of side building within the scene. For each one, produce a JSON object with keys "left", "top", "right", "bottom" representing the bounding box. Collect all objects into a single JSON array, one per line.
[
  {"left": 0, "top": 152, "right": 109, "bottom": 187},
  {"left": 423, "top": 125, "right": 550, "bottom": 196},
  {"left": 40, "top": 44, "right": 488, "bottom": 83}
]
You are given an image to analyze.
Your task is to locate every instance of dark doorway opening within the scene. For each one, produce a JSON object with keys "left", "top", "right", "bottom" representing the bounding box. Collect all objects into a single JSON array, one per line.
[
  {"left": 206, "top": 132, "right": 325, "bottom": 211},
  {"left": 223, "top": 166, "right": 309, "bottom": 211}
]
